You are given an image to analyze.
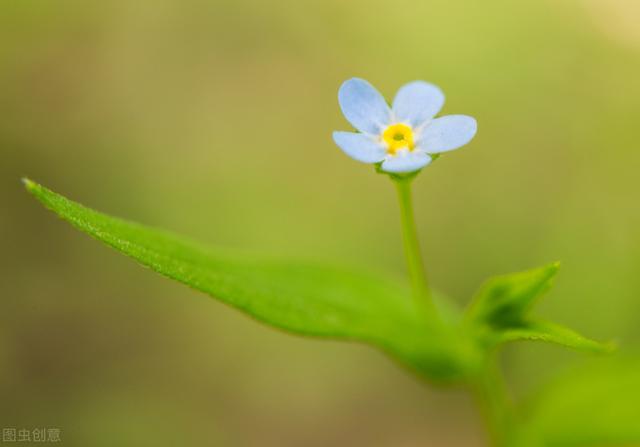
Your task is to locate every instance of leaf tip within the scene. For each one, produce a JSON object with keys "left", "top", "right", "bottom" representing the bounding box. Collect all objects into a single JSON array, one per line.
[
  {"left": 582, "top": 337, "right": 617, "bottom": 355},
  {"left": 22, "top": 177, "right": 37, "bottom": 192},
  {"left": 539, "top": 261, "right": 561, "bottom": 283},
  {"left": 600, "top": 339, "right": 619, "bottom": 354}
]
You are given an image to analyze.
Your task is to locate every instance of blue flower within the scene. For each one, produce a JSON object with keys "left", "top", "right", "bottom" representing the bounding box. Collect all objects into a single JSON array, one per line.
[{"left": 333, "top": 78, "right": 477, "bottom": 174}]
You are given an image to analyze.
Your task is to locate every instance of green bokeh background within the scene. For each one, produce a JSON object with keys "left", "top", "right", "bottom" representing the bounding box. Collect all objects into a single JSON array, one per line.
[{"left": 1, "top": 0, "right": 639, "bottom": 445}]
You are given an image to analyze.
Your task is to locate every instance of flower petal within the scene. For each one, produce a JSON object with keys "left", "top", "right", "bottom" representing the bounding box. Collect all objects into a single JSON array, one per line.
[
  {"left": 333, "top": 131, "right": 387, "bottom": 163},
  {"left": 381, "top": 151, "right": 432, "bottom": 173},
  {"left": 392, "top": 81, "right": 445, "bottom": 128},
  {"left": 417, "top": 115, "right": 477, "bottom": 154},
  {"left": 338, "top": 78, "right": 391, "bottom": 135}
]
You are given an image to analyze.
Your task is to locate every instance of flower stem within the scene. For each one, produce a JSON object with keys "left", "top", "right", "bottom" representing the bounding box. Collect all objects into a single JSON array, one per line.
[
  {"left": 393, "top": 176, "right": 438, "bottom": 322},
  {"left": 393, "top": 176, "right": 511, "bottom": 446},
  {"left": 472, "top": 354, "right": 513, "bottom": 447}
]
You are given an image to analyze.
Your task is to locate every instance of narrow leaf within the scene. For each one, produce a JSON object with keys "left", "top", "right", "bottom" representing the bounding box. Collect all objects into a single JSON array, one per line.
[
  {"left": 498, "top": 320, "right": 614, "bottom": 354},
  {"left": 467, "top": 263, "right": 560, "bottom": 327},
  {"left": 465, "top": 264, "right": 609, "bottom": 353},
  {"left": 24, "top": 179, "right": 479, "bottom": 382}
]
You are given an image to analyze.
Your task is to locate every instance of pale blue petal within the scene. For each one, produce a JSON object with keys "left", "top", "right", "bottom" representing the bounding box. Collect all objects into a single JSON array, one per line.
[
  {"left": 333, "top": 131, "right": 386, "bottom": 163},
  {"left": 338, "top": 78, "right": 391, "bottom": 135},
  {"left": 417, "top": 115, "right": 477, "bottom": 154},
  {"left": 392, "top": 81, "right": 445, "bottom": 128},
  {"left": 381, "top": 151, "right": 432, "bottom": 173}
]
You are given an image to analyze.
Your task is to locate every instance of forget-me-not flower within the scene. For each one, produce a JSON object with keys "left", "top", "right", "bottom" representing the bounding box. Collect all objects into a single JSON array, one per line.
[{"left": 333, "top": 78, "right": 477, "bottom": 174}]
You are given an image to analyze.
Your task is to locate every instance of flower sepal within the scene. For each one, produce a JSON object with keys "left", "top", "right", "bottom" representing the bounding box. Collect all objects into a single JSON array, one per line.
[
  {"left": 373, "top": 153, "right": 441, "bottom": 181},
  {"left": 374, "top": 162, "right": 421, "bottom": 182}
]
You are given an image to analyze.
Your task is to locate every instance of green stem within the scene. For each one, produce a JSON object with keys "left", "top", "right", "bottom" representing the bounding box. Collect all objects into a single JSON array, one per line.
[
  {"left": 393, "top": 177, "right": 438, "bottom": 321},
  {"left": 472, "top": 354, "right": 513, "bottom": 447},
  {"left": 393, "top": 176, "right": 512, "bottom": 446},
  {"left": 393, "top": 177, "right": 511, "bottom": 446}
]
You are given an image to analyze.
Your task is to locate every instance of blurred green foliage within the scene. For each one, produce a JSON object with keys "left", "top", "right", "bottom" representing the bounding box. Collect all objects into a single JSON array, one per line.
[
  {"left": 515, "top": 355, "right": 640, "bottom": 446},
  {"left": 2, "top": 0, "right": 640, "bottom": 445}
]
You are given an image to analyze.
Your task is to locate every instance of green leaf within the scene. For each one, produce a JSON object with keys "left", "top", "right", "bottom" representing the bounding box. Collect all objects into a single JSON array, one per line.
[
  {"left": 497, "top": 320, "right": 613, "bottom": 354},
  {"left": 514, "top": 355, "right": 640, "bottom": 447},
  {"left": 467, "top": 263, "right": 560, "bottom": 326},
  {"left": 465, "top": 264, "right": 610, "bottom": 353},
  {"left": 23, "top": 179, "right": 481, "bottom": 382}
]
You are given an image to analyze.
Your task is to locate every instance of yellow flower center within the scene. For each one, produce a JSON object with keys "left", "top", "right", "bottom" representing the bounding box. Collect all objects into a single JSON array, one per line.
[{"left": 382, "top": 123, "right": 415, "bottom": 155}]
